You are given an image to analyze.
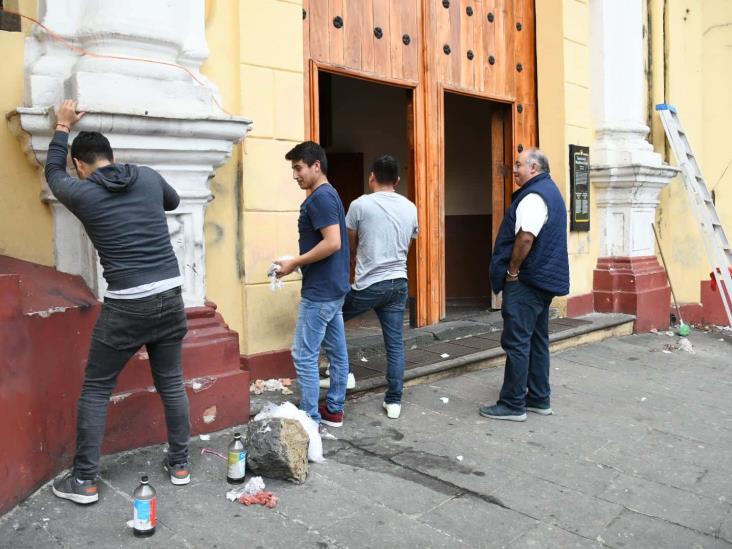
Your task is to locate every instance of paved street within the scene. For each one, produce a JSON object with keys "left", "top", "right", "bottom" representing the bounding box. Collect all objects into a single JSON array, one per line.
[{"left": 2, "top": 330, "right": 732, "bottom": 548}]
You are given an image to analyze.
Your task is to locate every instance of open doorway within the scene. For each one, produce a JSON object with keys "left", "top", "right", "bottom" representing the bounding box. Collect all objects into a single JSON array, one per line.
[
  {"left": 317, "top": 70, "right": 417, "bottom": 325},
  {"left": 444, "top": 92, "right": 511, "bottom": 312},
  {"left": 318, "top": 72, "right": 412, "bottom": 209}
]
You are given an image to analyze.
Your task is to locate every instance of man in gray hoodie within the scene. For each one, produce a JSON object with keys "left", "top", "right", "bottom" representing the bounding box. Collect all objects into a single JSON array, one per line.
[{"left": 48, "top": 100, "right": 191, "bottom": 505}]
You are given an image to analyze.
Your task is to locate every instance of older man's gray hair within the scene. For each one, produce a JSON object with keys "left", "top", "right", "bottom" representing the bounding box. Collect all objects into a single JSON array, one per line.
[{"left": 524, "top": 148, "right": 550, "bottom": 174}]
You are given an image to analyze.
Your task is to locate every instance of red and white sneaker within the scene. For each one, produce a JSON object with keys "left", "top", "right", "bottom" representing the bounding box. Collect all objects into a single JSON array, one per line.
[{"left": 319, "top": 404, "right": 344, "bottom": 427}]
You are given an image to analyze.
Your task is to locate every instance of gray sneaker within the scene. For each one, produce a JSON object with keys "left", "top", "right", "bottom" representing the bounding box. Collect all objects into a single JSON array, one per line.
[
  {"left": 163, "top": 459, "right": 191, "bottom": 485},
  {"left": 52, "top": 473, "right": 99, "bottom": 504},
  {"left": 478, "top": 403, "right": 527, "bottom": 422}
]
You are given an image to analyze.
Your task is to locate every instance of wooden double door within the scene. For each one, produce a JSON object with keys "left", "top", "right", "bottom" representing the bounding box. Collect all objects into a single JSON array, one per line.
[{"left": 303, "top": 0, "right": 538, "bottom": 326}]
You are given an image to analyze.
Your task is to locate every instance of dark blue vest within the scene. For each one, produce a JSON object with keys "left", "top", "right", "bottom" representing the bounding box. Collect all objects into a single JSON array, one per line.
[{"left": 489, "top": 172, "right": 570, "bottom": 296}]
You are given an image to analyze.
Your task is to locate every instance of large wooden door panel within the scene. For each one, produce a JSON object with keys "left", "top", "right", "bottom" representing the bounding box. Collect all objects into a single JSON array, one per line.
[{"left": 304, "top": 0, "right": 538, "bottom": 325}]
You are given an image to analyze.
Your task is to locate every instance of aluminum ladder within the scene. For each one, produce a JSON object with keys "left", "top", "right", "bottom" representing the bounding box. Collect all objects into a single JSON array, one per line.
[{"left": 656, "top": 103, "right": 732, "bottom": 327}]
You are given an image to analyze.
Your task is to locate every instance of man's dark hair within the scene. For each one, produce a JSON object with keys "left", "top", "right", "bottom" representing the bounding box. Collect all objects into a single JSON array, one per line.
[
  {"left": 71, "top": 132, "right": 114, "bottom": 164},
  {"left": 285, "top": 141, "right": 328, "bottom": 174},
  {"left": 371, "top": 155, "right": 399, "bottom": 185}
]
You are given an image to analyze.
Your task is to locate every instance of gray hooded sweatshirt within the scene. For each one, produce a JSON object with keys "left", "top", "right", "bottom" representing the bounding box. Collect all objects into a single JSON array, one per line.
[{"left": 45, "top": 131, "right": 181, "bottom": 291}]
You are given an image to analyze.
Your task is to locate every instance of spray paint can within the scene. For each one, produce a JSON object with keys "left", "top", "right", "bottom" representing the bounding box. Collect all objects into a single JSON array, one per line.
[
  {"left": 227, "top": 432, "right": 246, "bottom": 484},
  {"left": 132, "top": 475, "right": 156, "bottom": 537}
]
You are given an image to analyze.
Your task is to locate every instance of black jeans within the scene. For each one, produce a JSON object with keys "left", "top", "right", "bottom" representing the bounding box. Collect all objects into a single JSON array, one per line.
[
  {"left": 498, "top": 280, "right": 553, "bottom": 413},
  {"left": 73, "top": 287, "right": 189, "bottom": 479}
]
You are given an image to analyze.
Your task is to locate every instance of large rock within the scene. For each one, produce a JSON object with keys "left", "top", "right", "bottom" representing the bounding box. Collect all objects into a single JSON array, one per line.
[{"left": 245, "top": 418, "right": 309, "bottom": 483}]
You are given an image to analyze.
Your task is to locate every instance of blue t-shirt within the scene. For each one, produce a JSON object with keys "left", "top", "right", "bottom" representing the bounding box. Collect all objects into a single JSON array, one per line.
[{"left": 298, "top": 183, "right": 350, "bottom": 301}]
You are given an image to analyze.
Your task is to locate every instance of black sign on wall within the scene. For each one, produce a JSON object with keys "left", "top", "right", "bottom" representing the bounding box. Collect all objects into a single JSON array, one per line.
[{"left": 569, "top": 145, "right": 590, "bottom": 231}]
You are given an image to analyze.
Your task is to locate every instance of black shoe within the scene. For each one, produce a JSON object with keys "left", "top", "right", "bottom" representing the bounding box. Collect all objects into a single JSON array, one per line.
[
  {"left": 478, "top": 403, "right": 527, "bottom": 422},
  {"left": 163, "top": 459, "right": 191, "bottom": 485},
  {"left": 52, "top": 473, "right": 99, "bottom": 504},
  {"left": 526, "top": 399, "right": 553, "bottom": 415}
]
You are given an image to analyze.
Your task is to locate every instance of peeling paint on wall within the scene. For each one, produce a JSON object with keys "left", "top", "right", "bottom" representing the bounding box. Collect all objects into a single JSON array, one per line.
[
  {"left": 110, "top": 392, "right": 132, "bottom": 404},
  {"left": 28, "top": 307, "right": 71, "bottom": 318},
  {"left": 186, "top": 377, "right": 217, "bottom": 392},
  {"left": 203, "top": 405, "right": 217, "bottom": 424}
]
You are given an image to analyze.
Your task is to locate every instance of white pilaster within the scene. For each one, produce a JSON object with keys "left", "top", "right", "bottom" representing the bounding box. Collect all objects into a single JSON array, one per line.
[
  {"left": 590, "top": 0, "right": 678, "bottom": 257},
  {"left": 9, "top": 0, "right": 252, "bottom": 307}
]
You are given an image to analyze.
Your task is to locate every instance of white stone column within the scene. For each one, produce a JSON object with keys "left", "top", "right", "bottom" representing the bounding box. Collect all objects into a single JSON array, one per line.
[
  {"left": 589, "top": 0, "right": 678, "bottom": 258},
  {"left": 10, "top": 0, "right": 252, "bottom": 307}
]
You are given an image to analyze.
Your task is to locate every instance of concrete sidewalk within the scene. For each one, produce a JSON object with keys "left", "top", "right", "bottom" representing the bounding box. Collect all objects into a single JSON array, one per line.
[{"left": 2, "top": 330, "right": 732, "bottom": 548}]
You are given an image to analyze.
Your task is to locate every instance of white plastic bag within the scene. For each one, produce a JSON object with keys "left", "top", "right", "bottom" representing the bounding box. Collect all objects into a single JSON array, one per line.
[
  {"left": 266, "top": 256, "right": 301, "bottom": 292},
  {"left": 226, "top": 476, "right": 266, "bottom": 501},
  {"left": 253, "top": 401, "right": 325, "bottom": 463}
]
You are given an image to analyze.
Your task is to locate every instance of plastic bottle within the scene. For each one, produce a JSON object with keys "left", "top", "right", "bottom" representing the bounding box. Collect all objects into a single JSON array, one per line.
[
  {"left": 132, "top": 475, "right": 156, "bottom": 537},
  {"left": 227, "top": 432, "right": 247, "bottom": 484}
]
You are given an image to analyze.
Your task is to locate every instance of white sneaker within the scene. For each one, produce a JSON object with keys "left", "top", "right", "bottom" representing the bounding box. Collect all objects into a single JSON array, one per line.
[
  {"left": 382, "top": 401, "right": 401, "bottom": 419},
  {"left": 319, "top": 372, "right": 356, "bottom": 389}
]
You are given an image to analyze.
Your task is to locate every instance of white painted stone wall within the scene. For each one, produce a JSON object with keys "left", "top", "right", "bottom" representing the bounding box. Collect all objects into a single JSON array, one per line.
[
  {"left": 589, "top": 0, "right": 678, "bottom": 258},
  {"left": 10, "top": 0, "right": 251, "bottom": 307}
]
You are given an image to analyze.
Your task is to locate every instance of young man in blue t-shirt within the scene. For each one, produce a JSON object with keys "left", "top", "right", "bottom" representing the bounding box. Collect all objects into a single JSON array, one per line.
[{"left": 275, "top": 141, "right": 350, "bottom": 427}]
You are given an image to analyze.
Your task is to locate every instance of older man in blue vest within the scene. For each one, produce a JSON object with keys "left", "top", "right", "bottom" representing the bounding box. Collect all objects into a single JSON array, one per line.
[{"left": 479, "top": 148, "right": 569, "bottom": 422}]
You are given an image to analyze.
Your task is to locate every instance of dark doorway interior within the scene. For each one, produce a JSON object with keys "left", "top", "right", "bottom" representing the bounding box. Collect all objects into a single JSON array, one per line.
[
  {"left": 444, "top": 93, "right": 501, "bottom": 305},
  {"left": 318, "top": 72, "right": 412, "bottom": 209},
  {"left": 318, "top": 72, "right": 416, "bottom": 321}
]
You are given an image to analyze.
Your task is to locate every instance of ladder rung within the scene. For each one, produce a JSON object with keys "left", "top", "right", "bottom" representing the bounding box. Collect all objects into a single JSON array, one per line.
[{"left": 658, "top": 104, "right": 732, "bottom": 327}]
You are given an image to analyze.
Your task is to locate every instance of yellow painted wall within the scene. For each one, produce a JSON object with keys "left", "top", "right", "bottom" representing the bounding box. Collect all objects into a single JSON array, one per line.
[
  {"left": 237, "top": 0, "right": 305, "bottom": 355},
  {"left": 536, "top": 0, "right": 596, "bottom": 310},
  {"left": 0, "top": 0, "right": 53, "bottom": 265},
  {"left": 656, "top": 0, "right": 732, "bottom": 304},
  {"left": 202, "top": 0, "right": 306, "bottom": 354},
  {"left": 201, "top": 0, "right": 246, "bottom": 341}
]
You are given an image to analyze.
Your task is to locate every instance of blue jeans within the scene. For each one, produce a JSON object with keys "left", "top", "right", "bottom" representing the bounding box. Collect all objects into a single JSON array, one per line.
[
  {"left": 74, "top": 287, "right": 189, "bottom": 479},
  {"left": 498, "top": 280, "right": 553, "bottom": 412},
  {"left": 343, "top": 278, "right": 408, "bottom": 404},
  {"left": 292, "top": 296, "right": 349, "bottom": 423}
]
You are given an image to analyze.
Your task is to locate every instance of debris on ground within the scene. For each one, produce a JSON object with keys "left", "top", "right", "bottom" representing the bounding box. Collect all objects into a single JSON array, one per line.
[
  {"left": 201, "top": 448, "right": 227, "bottom": 460},
  {"left": 678, "top": 338, "right": 695, "bottom": 353},
  {"left": 440, "top": 397, "right": 449, "bottom": 404},
  {"left": 456, "top": 455, "right": 464, "bottom": 462},
  {"left": 249, "top": 378, "right": 294, "bottom": 395},
  {"left": 360, "top": 356, "right": 368, "bottom": 362},
  {"left": 254, "top": 401, "right": 324, "bottom": 464},
  {"left": 246, "top": 417, "right": 310, "bottom": 482},
  {"left": 226, "top": 476, "right": 266, "bottom": 501},
  {"left": 238, "top": 491, "right": 279, "bottom": 508},
  {"left": 661, "top": 337, "right": 695, "bottom": 354},
  {"left": 199, "top": 434, "right": 210, "bottom": 441},
  {"left": 440, "top": 353, "right": 450, "bottom": 358}
]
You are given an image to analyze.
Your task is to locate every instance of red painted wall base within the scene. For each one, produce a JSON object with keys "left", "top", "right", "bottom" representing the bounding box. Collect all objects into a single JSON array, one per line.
[
  {"left": 677, "top": 280, "right": 732, "bottom": 327},
  {"left": 566, "top": 292, "right": 594, "bottom": 318},
  {"left": 0, "top": 256, "right": 249, "bottom": 515},
  {"left": 593, "top": 256, "right": 671, "bottom": 332},
  {"left": 240, "top": 348, "right": 296, "bottom": 380}
]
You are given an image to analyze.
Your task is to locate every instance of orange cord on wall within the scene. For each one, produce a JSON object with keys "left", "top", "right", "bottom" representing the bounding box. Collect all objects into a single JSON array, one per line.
[{"left": 0, "top": 7, "right": 230, "bottom": 115}]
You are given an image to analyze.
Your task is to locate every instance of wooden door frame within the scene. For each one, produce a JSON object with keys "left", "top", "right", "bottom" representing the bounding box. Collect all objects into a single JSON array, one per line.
[
  {"left": 305, "top": 60, "right": 430, "bottom": 326},
  {"left": 437, "top": 84, "right": 515, "bottom": 313}
]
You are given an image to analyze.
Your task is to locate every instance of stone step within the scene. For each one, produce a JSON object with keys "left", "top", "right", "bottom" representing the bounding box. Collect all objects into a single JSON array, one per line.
[{"left": 249, "top": 312, "right": 635, "bottom": 416}]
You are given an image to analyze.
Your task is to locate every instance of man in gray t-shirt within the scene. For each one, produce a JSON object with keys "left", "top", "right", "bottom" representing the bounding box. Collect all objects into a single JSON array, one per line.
[{"left": 321, "top": 155, "right": 417, "bottom": 420}]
